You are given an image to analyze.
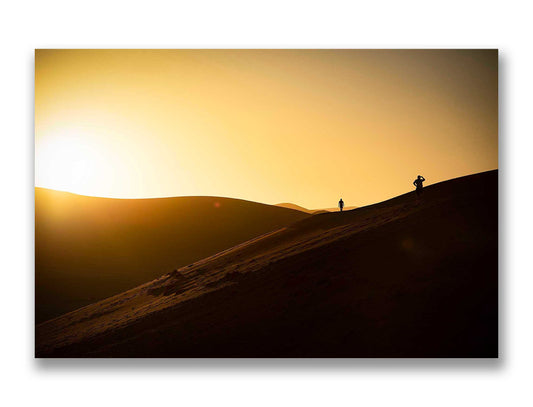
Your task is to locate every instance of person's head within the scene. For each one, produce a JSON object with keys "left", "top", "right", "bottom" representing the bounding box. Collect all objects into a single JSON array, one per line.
[{"left": 417, "top": 175, "right": 421, "bottom": 179}]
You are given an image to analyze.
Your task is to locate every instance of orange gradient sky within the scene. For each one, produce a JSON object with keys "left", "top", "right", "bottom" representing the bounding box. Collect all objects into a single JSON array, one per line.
[{"left": 35, "top": 49, "right": 497, "bottom": 208}]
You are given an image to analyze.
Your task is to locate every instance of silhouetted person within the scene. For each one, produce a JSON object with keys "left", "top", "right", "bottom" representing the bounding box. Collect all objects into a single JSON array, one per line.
[
  {"left": 339, "top": 198, "right": 344, "bottom": 212},
  {"left": 413, "top": 175, "right": 426, "bottom": 197}
]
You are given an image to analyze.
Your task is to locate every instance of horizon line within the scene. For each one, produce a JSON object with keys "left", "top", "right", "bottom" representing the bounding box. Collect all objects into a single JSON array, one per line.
[{"left": 34, "top": 168, "right": 497, "bottom": 210}]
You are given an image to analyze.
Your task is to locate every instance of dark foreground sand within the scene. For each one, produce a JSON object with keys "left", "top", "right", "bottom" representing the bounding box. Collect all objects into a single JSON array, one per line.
[{"left": 36, "top": 170, "right": 498, "bottom": 357}]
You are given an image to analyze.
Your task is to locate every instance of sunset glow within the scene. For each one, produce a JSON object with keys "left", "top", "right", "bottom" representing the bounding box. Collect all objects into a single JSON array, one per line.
[{"left": 35, "top": 50, "right": 498, "bottom": 207}]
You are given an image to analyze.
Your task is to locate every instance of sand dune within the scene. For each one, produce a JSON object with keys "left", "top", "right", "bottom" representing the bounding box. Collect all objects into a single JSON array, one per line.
[
  {"left": 276, "top": 202, "right": 357, "bottom": 214},
  {"left": 35, "top": 189, "right": 310, "bottom": 323},
  {"left": 275, "top": 203, "right": 316, "bottom": 213},
  {"left": 36, "top": 170, "right": 497, "bottom": 357}
]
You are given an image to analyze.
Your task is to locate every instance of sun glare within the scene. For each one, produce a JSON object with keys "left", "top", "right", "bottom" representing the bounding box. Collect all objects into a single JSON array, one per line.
[
  {"left": 35, "top": 50, "right": 498, "bottom": 206},
  {"left": 35, "top": 130, "right": 108, "bottom": 196}
]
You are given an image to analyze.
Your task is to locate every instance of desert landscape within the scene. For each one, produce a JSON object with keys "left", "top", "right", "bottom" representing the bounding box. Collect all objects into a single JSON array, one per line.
[
  {"left": 35, "top": 49, "right": 498, "bottom": 358},
  {"left": 36, "top": 170, "right": 497, "bottom": 357},
  {"left": 35, "top": 188, "right": 309, "bottom": 323}
]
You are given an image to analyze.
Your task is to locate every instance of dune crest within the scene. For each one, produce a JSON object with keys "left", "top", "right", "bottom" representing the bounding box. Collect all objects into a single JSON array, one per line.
[
  {"left": 35, "top": 190, "right": 309, "bottom": 323},
  {"left": 36, "top": 170, "right": 498, "bottom": 357},
  {"left": 275, "top": 202, "right": 357, "bottom": 213}
]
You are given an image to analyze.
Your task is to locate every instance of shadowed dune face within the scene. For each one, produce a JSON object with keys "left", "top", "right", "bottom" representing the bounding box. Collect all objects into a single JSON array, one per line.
[
  {"left": 36, "top": 171, "right": 497, "bottom": 357},
  {"left": 35, "top": 189, "right": 310, "bottom": 323}
]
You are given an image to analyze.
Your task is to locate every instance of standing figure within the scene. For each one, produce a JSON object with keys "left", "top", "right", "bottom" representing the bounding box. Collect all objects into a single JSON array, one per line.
[
  {"left": 339, "top": 198, "right": 344, "bottom": 212},
  {"left": 413, "top": 175, "right": 426, "bottom": 197}
]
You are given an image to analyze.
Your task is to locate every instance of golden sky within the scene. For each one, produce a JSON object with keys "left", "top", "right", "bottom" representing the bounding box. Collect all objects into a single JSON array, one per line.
[{"left": 35, "top": 49, "right": 497, "bottom": 208}]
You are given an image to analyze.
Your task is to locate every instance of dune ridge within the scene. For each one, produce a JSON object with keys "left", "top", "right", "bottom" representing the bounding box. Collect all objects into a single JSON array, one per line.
[
  {"left": 35, "top": 189, "right": 310, "bottom": 323},
  {"left": 36, "top": 170, "right": 498, "bottom": 357},
  {"left": 275, "top": 202, "right": 357, "bottom": 214}
]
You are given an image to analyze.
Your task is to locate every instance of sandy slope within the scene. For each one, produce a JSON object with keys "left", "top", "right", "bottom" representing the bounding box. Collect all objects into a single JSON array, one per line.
[
  {"left": 36, "top": 170, "right": 498, "bottom": 357},
  {"left": 35, "top": 189, "right": 309, "bottom": 323}
]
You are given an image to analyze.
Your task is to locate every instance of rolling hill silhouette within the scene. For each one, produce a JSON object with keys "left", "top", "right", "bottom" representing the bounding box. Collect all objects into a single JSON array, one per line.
[
  {"left": 36, "top": 170, "right": 497, "bottom": 357},
  {"left": 275, "top": 203, "right": 315, "bottom": 213},
  {"left": 276, "top": 203, "right": 357, "bottom": 214},
  {"left": 35, "top": 189, "right": 310, "bottom": 323}
]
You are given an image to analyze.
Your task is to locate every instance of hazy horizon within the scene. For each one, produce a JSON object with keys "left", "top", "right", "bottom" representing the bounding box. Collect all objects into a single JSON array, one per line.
[
  {"left": 34, "top": 167, "right": 491, "bottom": 209},
  {"left": 35, "top": 49, "right": 498, "bottom": 208}
]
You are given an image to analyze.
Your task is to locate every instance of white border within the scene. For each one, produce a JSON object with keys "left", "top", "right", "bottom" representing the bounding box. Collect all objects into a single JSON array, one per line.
[{"left": 1, "top": 1, "right": 532, "bottom": 406}]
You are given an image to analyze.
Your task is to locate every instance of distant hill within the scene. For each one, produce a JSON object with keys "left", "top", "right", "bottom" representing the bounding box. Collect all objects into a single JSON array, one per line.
[
  {"left": 35, "top": 189, "right": 310, "bottom": 323},
  {"left": 275, "top": 203, "right": 315, "bottom": 213},
  {"left": 275, "top": 203, "right": 357, "bottom": 214},
  {"left": 37, "top": 170, "right": 497, "bottom": 357},
  {"left": 318, "top": 205, "right": 358, "bottom": 212}
]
